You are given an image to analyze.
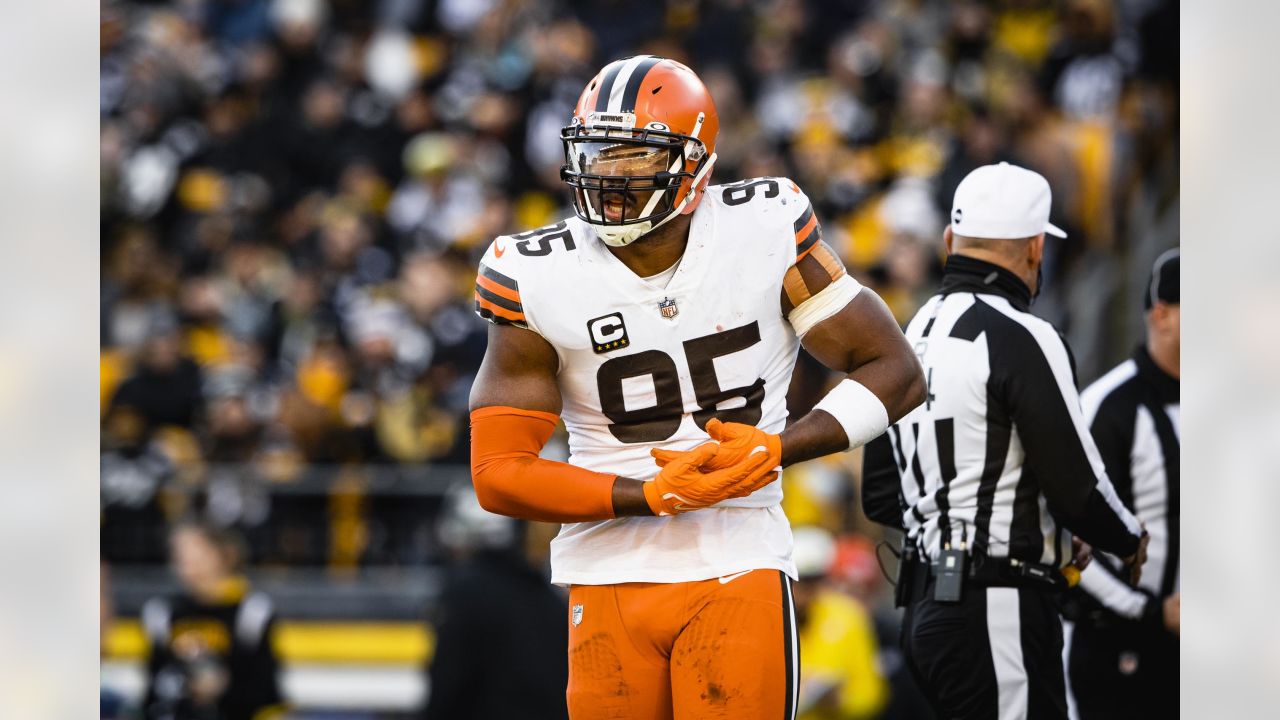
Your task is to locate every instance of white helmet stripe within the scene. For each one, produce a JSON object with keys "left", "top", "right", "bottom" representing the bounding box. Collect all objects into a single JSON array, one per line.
[{"left": 607, "top": 55, "right": 655, "bottom": 113}]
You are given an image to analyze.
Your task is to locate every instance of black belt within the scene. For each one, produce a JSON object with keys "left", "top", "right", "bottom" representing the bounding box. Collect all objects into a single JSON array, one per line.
[{"left": 896, "top": 552, "right": 1068, "bottom": 607}]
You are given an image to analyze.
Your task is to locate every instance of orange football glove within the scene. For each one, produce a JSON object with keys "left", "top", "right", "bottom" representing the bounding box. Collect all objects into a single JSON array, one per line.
[
  {"left": 642, "top": 441, "right": 779, "bottom": 516},
  {"left": 652, "top": 418, "right": 783, "bottom": 472}
]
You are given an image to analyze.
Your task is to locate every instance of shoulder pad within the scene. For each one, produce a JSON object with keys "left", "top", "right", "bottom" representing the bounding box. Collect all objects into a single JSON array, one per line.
[
  {"left": 476, "top": 235, "right": 529, "bottom": 328},
  {"left": 712, "top": 177, "right": 819, "bottom": 261},
  {"left": 475, "top": 220, "right": 582, "bottom": 328}
]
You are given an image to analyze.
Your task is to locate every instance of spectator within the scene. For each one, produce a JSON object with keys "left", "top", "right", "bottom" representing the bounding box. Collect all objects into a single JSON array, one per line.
[
  {"left": 141, "top": 521, "right": 285, "bottom": 720},
  {"left": 109, "top": 308, "right": 204, "bottom": 430},
  {"left": 792, "top": 526, "right": 888, "bottom": 720},
  {"left": 101, "top": 403, "right": 174, "bottom": 564},
  {"left": 101, "top": 561, "right": 135, "bottom": 720}
]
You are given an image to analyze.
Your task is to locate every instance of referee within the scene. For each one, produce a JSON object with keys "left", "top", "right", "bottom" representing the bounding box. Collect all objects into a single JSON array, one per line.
[
  {"left": 1064, "top": 249, "right": 1180, "bottom": 720},
  {"left": 861, "top": 162, "right": 1148, "bottom": 719}
]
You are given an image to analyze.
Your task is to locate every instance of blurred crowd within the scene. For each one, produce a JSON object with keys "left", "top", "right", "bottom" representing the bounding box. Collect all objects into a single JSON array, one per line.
[{"left": 100, "top": 0, "right": 1178, "bottom": 569}]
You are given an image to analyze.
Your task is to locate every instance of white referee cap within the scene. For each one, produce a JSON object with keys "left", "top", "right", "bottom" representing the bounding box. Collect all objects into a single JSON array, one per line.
[{"left": 950, "top": 162, "right": 1067, "bottom": 240}]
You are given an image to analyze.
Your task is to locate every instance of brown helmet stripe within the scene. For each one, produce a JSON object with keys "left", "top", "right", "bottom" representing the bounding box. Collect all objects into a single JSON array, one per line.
[{"left": 592, "top": 59, "right": 627, "bottom": 112}]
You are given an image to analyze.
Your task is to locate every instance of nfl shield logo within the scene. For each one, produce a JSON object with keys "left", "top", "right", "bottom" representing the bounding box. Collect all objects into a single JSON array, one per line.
[
  {"left": 571, "top": 604, "right": 584, "bottom": 626},
  {"left": 658, "top": 297, "right": 679, "bottom": 319}
]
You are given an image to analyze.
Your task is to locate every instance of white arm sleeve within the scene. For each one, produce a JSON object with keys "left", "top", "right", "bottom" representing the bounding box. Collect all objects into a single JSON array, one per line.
[
  {"left": 1078, "top": 561, "right": 1150, "bottom": 619},
  {"left": 787, "top": 275, "right": 862, "bottom": 338}
]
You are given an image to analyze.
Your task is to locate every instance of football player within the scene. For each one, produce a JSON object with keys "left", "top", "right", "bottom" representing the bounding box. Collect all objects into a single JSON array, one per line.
[{"left": 469, "top": 55, "right": 925, "bottom": 719}]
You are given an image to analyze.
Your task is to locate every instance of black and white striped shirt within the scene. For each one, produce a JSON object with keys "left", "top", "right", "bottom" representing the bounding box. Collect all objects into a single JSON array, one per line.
[
  {"left": 1073, "top": 346, "right": 1179, "bottom": 619},
  {"left": 862, "top": 255, "right": 1143, "bottom": 565}
]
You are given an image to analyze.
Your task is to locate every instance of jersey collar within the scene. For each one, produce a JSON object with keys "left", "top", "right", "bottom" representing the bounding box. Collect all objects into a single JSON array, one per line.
[
  {"left": 938, "top": 254, "right": 1033, "bottom": 311},
  {"left": 1133, "top": 344, "right": 1179, "bottom": 403},
  {"left": 580, "top": 200, "right": 716, "bottom": 312}
]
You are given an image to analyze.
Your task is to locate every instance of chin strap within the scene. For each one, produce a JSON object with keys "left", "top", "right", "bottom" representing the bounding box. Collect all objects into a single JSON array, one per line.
[{"left": 595, "top": 220, "right": 654, "bottom": 247}]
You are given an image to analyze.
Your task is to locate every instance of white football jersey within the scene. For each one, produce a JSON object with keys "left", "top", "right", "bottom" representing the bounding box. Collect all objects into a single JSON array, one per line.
[{"left": 475, "top": 177, "right": 860, "bottom": 585}]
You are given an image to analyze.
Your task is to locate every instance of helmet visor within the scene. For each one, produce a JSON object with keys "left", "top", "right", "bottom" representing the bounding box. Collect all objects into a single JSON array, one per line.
[{"left": 564, "top": 139, "right": 684, "bottom": 224}]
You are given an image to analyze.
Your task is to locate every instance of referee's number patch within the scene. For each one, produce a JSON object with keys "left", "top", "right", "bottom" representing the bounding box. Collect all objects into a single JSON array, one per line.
[{"left": 588, "top": 312, "right": 630, "bottom": 354}]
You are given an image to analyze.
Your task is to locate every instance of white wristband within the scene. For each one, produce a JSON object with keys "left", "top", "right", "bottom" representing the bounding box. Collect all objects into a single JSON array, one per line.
[{"left": 812, "top": 378, "right": 889, "bottom": 450}]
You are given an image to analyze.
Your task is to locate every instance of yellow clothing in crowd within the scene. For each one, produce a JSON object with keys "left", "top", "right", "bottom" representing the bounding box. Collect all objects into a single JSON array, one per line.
[{"left": 797, "top": 589, "right": 888, "bottom": 720}]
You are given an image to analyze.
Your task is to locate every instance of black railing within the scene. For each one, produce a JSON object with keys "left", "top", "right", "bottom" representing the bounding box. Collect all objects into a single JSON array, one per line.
[{"left": 103, "top": 463, "right": 475, "bottom": 618}]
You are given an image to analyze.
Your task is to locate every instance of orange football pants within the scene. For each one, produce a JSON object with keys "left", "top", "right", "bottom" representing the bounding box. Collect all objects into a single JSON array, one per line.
[{"left": 566, "top": 569, "right": 798, "bottom": 720}]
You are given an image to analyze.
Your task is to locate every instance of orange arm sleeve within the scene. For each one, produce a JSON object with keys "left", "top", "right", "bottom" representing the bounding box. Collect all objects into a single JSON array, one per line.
[{"left": 469, "top": 406, "right": 619, "bottom": 522}]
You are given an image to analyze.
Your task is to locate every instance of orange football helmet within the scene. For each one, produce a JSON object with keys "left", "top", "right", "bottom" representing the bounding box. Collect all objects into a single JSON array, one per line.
[{"left": 561, "top": 56, "right": 719, "bottom": 246}]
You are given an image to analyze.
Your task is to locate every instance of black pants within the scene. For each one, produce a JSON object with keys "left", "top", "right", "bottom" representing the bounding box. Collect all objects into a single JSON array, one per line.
[
  {"left": 1067, "top": 617, "right": 1178, "bottom": 720},
  {"left": 902, "top": 585, "right": 1068, "bottom": 720}
]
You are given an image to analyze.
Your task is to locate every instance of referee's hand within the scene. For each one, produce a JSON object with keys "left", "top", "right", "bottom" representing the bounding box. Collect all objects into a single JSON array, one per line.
[
  {"left": 1070, "top": 536, "right": 1092, "bottom": 572},
  {"left": 1164, "top": 593, "right": 1180, "bottom": 636},
  {"left": 1122, "top": 522, "right": 1150, "bottom": 586},
  {"left": 1061, "top": 536, "right": 1092, "bottom": 587}
]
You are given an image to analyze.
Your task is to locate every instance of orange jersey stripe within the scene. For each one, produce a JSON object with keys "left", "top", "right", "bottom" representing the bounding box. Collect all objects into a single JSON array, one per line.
[
  {"left": 476, "top": 274, "right": 521, "bottom": 304},
  {"left": 475, "top": 293, "right": 526, "bottom": 323}
]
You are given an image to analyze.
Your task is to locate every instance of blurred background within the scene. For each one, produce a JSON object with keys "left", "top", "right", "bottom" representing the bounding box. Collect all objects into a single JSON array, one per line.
[{"left": 98, "top": 0, "right": 1177, "bottom": 717}]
